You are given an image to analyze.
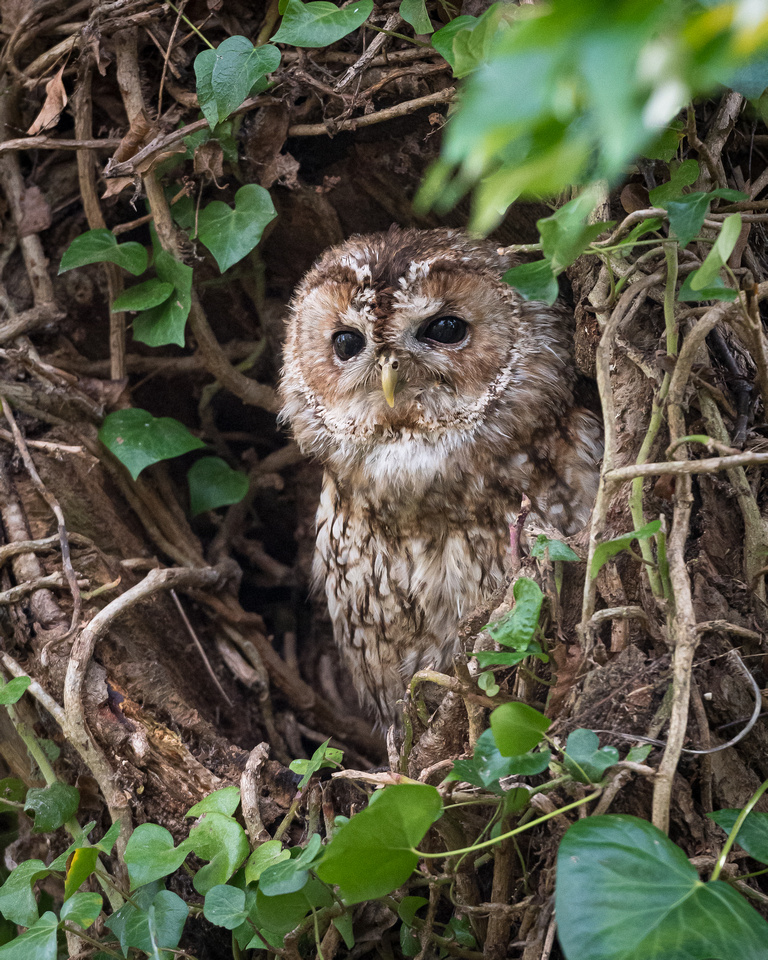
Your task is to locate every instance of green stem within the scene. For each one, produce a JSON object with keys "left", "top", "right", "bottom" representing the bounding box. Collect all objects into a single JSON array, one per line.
[
  {"left": 417, "top": 789, "right": 601, "bottom": 858},
  {"left": 711, "top": 776, "right": 768, "bottom": 881},
  {"left": 166, "top": 1, "right": 214, "bottom": 48}
]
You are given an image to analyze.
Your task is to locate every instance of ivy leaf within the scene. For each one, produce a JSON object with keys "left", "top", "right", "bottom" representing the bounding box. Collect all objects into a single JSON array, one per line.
[
  {"left": 60, "top": 891, "right": 103, "bottom": 929},
  {"left": 316, "top": 784, "right": 442, "bottom": 903},
  {"left": 111, "top": 279, "right": 173, "bottom": 313},
  {"left": 664, "top": 188, "right": 747, "bottom": 249},
  {"left": 473, "top": 643, "right": 547, "bottom": 669},
  {"left": 253, "top": 878, "right": 333, "bottom": 943},
  {"left": 399, "top": 0, "right": 433, "bottom": 35},
  {"left": 99, "top": 409, "right": 205, "bottom": 481},
  {"left": 562, "top": 729, "right": 619, "bottom": 783},
  {"left": 678, "top": 273, "right": 738, "bottom": 303},
  {"left": 124, "top": 824, "right": 191, "bottom": 889},
  {"left": 187, "top": 786, "right": 241, "bottom": 819},
  {"left": 95, "top": 820, "right": 122, "bottom": 855},
  {"left": 64, "top": 847, "right": 99, "bottom": 900},
  {"left": 431, "top": 15, "right": 477, "bottom": 70},
  {"left": 490, "top": 701, "right": 550, "bottom": 756},
  {"left": 245, "top": 841, "right": 291, "bottom": 884},
  {"left": 289, "top": 737, "right": 340, "bottom": 789},
  {"left": 678, "top": 211, "right": 742, "bottom": 302},
  {"left": 445, "top": 728, "right": 550, "bottom": 795},
  {"left": 272, "top": 0, "right": 373, "bottom": 48},
  {"left": 556, "top": 814, "right": 768, "bottom": 960},
  {"left": 188, "top": 813, "right": 250, "bottom": 894},
  {"left": 647, "top": 159, "right": 700, "bottom": 205},
  {"left": 708, "top": 810, "right": 768, "bottom": 866},
  {"left": 530, "top": 534, "right": 579, "bottom": 562},
  {"left": 203, "top": 885, "right": 248, "bottom": 930},
  {"left": 195, "top": 40, "right": 281, "bottom": 129},
  {"left": 590, "top": 519, "right": 660, "bottom": 579},
  {"left": 132, "top": 248, "right": 193, "bottom": 347},
  {"left": 538, "top": 193, "right": 613, "bottom": 273},
  {"left": 106, "top": 887, "right": 188, "bottom": 957},
  {"left": 0, "top": 675, "right": 30, "bottom": 705},
  {"left": 0, "top": 912, "right": 58, "bottom": 960},
  {"left": 24, "top": 782, "right": 79, "bottom": 833},
  {"left": 196, "top": 184, "right": 276, "bottom": 273},
  {"left": 502, "top": 259, "right": 559, "bottom": 305},
  {"left": 484, "top": 577, "right": 543, "bottom": 649},
  {"left": 258, "top": 858, "right": 310, "bottom": 897},
  {"left": 188, "top": 458, "right": 249, "bottom": 516},
  {"left": 58, "top": 229, "right": 147, "bottom": 276},
  {"left": 0, "top": 859, "right": 50, "bottom": 926},
  {"left": 0, "top": 777, "right": 26, "bottom": 813}
]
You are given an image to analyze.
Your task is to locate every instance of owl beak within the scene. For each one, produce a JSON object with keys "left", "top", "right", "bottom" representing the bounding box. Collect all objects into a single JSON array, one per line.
[{"left": 378, "top": 356, "right": 399, "bottom": 408}]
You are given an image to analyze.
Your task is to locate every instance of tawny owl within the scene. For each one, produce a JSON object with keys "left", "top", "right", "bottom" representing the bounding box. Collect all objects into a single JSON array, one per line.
[{"left": 279, "top": 227, "right": 602, "bottom": 726}]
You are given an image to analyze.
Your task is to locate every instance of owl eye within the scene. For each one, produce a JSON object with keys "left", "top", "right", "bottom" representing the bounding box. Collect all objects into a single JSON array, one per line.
[
  {"left": 419, "top": 316, "right": 468, "bottom": 345},
  {"left": 332, "top": 330, "right": 366, "bottom": 360}
]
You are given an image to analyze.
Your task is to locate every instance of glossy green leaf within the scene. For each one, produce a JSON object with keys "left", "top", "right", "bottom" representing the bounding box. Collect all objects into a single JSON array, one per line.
[
  {"left": 0, "top": 912, "right": 57, "bottom": 960},
  {"left": 399, "top": 0, "right": 432, "bottom": 34},
  {"left": 64, "top": 847, "right": 99, "bottom": 900},
  {"left": 0, "top": 859, "right": 49, "bottom": 926},
  {"left": 490, "top": 701, "right": 550, "bottom": 756},
  {"left": 187, "top": 786, "right": 241, "bottom": 818},
  {"left": 58, "top": 229, "right": 147, "bottom": 276},
  {"left": 556, "top": 814, "right": 768, "bottom": 960},
  {"left": 132, "top": 248, "right": 193, "bottom": 347},
  {"left": 187, "top": 457, "right": 249, "bottom": 516},
  {"left": 0, "top": 675, "right": 30, "bottom": 705},
  {"left": 245, "top": 841, "right": 291, "bottom": 884},
  {"left": 689, "top": 212, "right": 742, "bottom": 290},
  {"left": 317, "top": 784, "right": 442, "bottom": 903},
  {"left": 484, "top": 577, "right": 543, "bottom": 649},
  {"left": 107, "top": 886, "right": 188, "bottom": 956},
  {"left": 188, "top": 813, "right": 250, "bottom": 894},
  {"left": 708, "top": 809, "right": 768, "bottom": 866},
  {"left": 203, "top": 885, "right": 248, "bottom": 930},
  {"left": 538, "top": 193, "right": 612, "bottom": 273},
  {"left": 590, "top": 519, "right": 660, "bottom": 579},
  {"left": 333, "top": 910, "right": 355, "bottom": 949},
  {"left": 678, "top": 272, "right": 738, "bottom": 303},
  {"left": 258, "top": 858, "right": 310, "bottom": 897},
  {"left": 647, "top": 159, "right": 700, "bottom": 205},
  {"left": 473, "top": 642, "right": 548, "bottom": 670},
  {"left": 450, "top": 4, "right": 516, "bottom": 78},
  {"left": 95, "top": 820, "right": 122, "bottom": 855},
  {"left": 290, "top": 737, "right": 334, "bottom": 789},
  {"left": 253, "top": 877, "right": 333, "bottom": 942},
  {"left": 431, "top": 15, "right": 476, "bottom": 68},
  {"left": 530, "top": 534, "right": 579, "bottom": 562},
  {"left": 111, "top": 279, "right": 173, "bottom": 313},
  {"left": 99, "top": 409, "right": 205, "bottom": 481},
  {"left": 502, "top": 259, "right": 559, "bottom": 305},
  {"left": 60, "top": 891, "right": 102, "bottom": 928},
  {"left": 195, "top": 40, "right": 280, "bottom": 129},
  {"left": 197, "top": 184, "right": 277, "bottom": 273},
  {"left": 272, "top": 0, "right": 373, "bottom": 48},
  {"left": 664, "top": 188, "right": 747, "bottom": 249},
  {"left": 124, "top": 824, "right": 191, "bottom": 890},
  {"left": 24, "top": 782, "right": 79, "bottom": 833},
  {"left": 477, "top": 670, "right": 500, "bottom": 696},
  {"left": 625, "top": 744, "right": 652, "bottom": 764},
  {"left": 562, "top": 728, "right": 619, "bottom": 783},
  {"left": 445, "top": 728, "right": 550, "bottom": 795}
]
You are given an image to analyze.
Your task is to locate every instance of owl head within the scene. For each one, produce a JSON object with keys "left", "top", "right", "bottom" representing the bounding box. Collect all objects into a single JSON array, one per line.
[{"left": 279, "top": 227, "right": 578, "bottom": 496}]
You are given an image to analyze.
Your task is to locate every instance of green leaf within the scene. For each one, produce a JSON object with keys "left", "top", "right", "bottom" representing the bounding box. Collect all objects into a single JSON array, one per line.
[
  {"left": 272, "top": 0, "right": 373, "bottom": 48},
  {"left": 625, "top": 744, "right": 652, "bottom": 764},
  {"left": 647, "top": 159, "right": 700, "bottom": 205},
  {"left": 727, "top": 53, "right": 768, "bottom": 99},
  {"left": 333, "top": 910, "right": 355, "bottom": 949},
  {"left": 64, "top": 847, "right": 99, "bottom": 900},
  {"left": 60, "top": 891, "right": 102, "bottom": 928},
  {"left": 590, "top": 519, "right": 661, "bottom": 579},
  {"left": 530, "top": 534, "right": 579, "bottom": 562},
  {"left": 502, "top": 260, "right": 559, "bottom": 305},
  {"left": 253, "top": 878, "right": 333, "bottom": 942},
  {"left": 0, "top": 675, "right": 30, "bottom": 705},
  {"left": 197, "top": 184, "right": 277, "bottom": 273},
  {"left": 187, "top": 458, "right": 249, "bottom": 516},
  {"left": 0, "top": 912, "right": 58, "bottom": 960},
  {"left": 132, "top": 248, "right": 193, "bottom": 347},
  {"left": 664, "top": 188, "right": 747, "bottom": 249},
  {"left": 24, "top": 782, "right": 79, "bottom": 832},
  {"left": 195, "top": 40, "right": 281, "bottom": 129},
  {"left": 689, "top": 212, "right": 742, "bottom": 290},
  {"left": 477, "top": 670, "right": 500, "bottom": 696},
  {"left": 0, "top": 860, "right": 49, "bottom": 926},
  {"left": 111, "top": 279, "right": 173, "bottom": 313},
  {"left": 643, "top": 120, "right": 685, "bottom": 162},
  {"left": 708, "top": 809, "right": 768, "bottom": 866},
  {"left": 245, "top": 841, "right": 291, "bottom": 884},
  {"left": 430, "top": 15, "right": 477, "bottom": 69},
  {"left": 106, "top": 887, "right": 188, "bottom": 957},
  {"left": 187, "top": 786, "right": 241, "bottom": 819},
  {"left": 59, "top": 229, "right": 147, "bottom": 276},
  {"left": 289, "top": 738, "right": 338, "bottom": 789},
  {"left": 95, "top": 820, "right": 122, "bottom": 855},
  {"left": 538, "top": 193, "right": 612, "bottom": 273},
  {"left": 399, "top": 0, "right": 433, "bottom": 35},
  {"left": 556, "top": 814, "right": 768, "bottom": 960},
  {"left": 99, "top": 409, "right": 205, "bottom": 481},
  {"left": 188, "top": 813, "right": 250, "bottom": 894},
  {"left": 124, "top": 824, "right": 191, "bottom": 890},
  {"left": 490, "top": 701, "right": 550, "bottom": 756},
  {"left": 0, "top": 777, "right": 26, "bottom": 812},
  {"left": 473, "top": 643, "right": 547, "bottom": 670},
  {"left": 203, "top": 885, "right": 248, "bottom": 930},
  {"left": 258, "top": 858, "right": 310, "bottom": 897},
  {"left": 562, "top": 728, "right": 619, "bottom": 783},
  {"left": 316, "top": 784, "right": 442, "bottom": 903},
  {"left": 445, "top": 728, "right": 550, "bottom": 795},
  {"left": 449, "top": 4, "right": 516, "bottom": 79},
  {"left": 678, "top": 272, "right": 738, "bottom": 303},
  {"left": 485, "top": 577, "right": 543, "bottom": 649}
]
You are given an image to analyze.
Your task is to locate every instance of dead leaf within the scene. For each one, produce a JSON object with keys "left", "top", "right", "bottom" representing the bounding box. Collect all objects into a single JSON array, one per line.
[
  {"left": 193, "top": 139, "right": 224, "bottom": 182},
  {"left": 27, "top": 66, "right": 67, "bottom": 136},
  {"left": 620, "top": 182, "right": 650, "bottom": 214},
  {"left": 19, "top": 185, "right": 51, "bottom": 237},
  {"left": 111, "top": 113, "right": 154, "bottom": 164},
  {"left": 101, "top": 176, "right": 136, "bottom": 199}
]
